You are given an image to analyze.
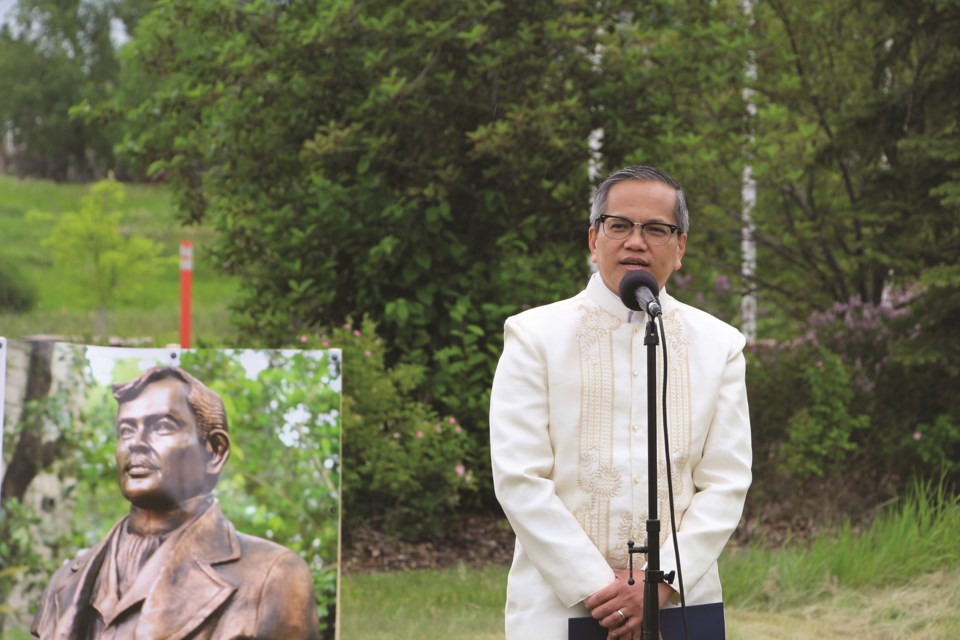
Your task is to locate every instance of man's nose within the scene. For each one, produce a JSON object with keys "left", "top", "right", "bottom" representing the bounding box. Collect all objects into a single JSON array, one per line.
[
  {"left": 122, "top": 424, "right": 150, "bottom": 449},
  {"left": 623, "top": 226, "right": 649, "bottom": 248}
]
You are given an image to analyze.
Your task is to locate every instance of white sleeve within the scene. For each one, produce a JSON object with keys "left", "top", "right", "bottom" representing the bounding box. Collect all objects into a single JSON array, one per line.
[
  {"left": 659, "top": 335, "right": 752, "bottom": 596},
  {"left": 489, "top": 317, "right": 615, "bottom": 607}
]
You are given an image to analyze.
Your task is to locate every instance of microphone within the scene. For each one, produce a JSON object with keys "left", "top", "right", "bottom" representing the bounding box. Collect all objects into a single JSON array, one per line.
[{"left": 619, "top": 270, "right": 662, "bottom": 317}]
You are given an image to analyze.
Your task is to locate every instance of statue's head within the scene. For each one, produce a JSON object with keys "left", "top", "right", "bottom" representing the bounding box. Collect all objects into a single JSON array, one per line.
[{"left": 112, "top": 366, "right": 230, "bottom": 510}]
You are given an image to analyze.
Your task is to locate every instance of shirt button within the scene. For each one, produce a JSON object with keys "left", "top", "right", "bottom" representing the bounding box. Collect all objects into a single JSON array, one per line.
[
  {"left": 632, "top": 370, "right": 639, "bottom": 377},
  {"left": 633, "top": 476, "right": 641, "bottom": 485},
  {"left": 631, "top": 424, "right": 639, "bottom": 432}
]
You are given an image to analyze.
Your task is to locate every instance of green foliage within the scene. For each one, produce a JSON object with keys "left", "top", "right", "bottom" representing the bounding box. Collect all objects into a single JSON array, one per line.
[
  {"left": 27, "top": 178, "right": 170, "bottom": 335},
  {"left": 324, "top": 317, "right": 476, "bottom": 539},
  {"left": 897, "top": 264, "right": 960, "bottom": 378},
  {"left": 748, "top": 285, "right": 960, "bottom": 488},
  {"left": 906, "top": 415, "right": 960, "bottom": 478},
  {"left": 0, "top": 500, "right": 44, "bottom": 619},
  {"left": 9, "top": 0, "right": 951, "bottom": 540},
  {"left": 0, "top": 259, "right": 35, "bottom": 313},
  {"left": 0, "top": 0, "right": 122, "bottom": 180},
  {"left": 0, "top": 175, "right": 238, "bottom": 344},
  {"left": 105, "top": 0, "right": 651, "bottom": 449},
  {"left": 777, "top": 349, "right": 869, "bottom": 479},
  {"left": 743, "top": 0, "right": 960, "bottom": 337},
  {"left": 102, "top": 1, "right": 762, "bottom": 510}
]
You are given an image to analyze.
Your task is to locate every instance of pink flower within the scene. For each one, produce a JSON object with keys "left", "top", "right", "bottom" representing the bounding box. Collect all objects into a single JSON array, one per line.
[
  {"left": 322, "top": 340, "right": 330, "bottom": 347},
  {"left": 455, "top": 464, "right": 466, "bottom": 476},
  {"left": 416, "top": 430, "right": 424, "bottom": 439},
  {"left": 448, "top": 417, "right": 456, "bottom": 424},
  {"left": 353, "top": 329, "right": 361, "bottom": 337},
  {"left": 364, "top": 350, "right": 372, "bottom": 357},
  {"left": 435, "top": 423, "right": 442, "bottom": 433},
  {"left": 913, "top": 431, "right": 922, "bottom": 441},
  {"left": 455, "top": 425, "right": 462, "bottom": 434},
  {"left": 299, "top": 335, "right": 308, "bottom": 343}
]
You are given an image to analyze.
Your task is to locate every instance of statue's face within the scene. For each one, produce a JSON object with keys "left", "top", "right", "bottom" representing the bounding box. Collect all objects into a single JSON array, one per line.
[{"left": 115, "top": 377, "right": 211, "bottom": 509}]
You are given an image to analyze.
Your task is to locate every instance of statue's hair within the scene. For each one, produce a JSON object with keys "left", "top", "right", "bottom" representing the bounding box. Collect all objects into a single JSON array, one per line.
[
  {"left": 113, "top": 366, "right": 228, "bottom": 440},
  {"left": 589, "top": 165, "right": 689, "bottom": 234}
]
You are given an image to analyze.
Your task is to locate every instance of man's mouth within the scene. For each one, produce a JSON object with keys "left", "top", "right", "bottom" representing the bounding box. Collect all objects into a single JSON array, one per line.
[
  {"left": 125, "top": 458, "right": 159, "bottom": 477},
  {"left": 620, "top": 260, "right": 649, "bottom": 269}
]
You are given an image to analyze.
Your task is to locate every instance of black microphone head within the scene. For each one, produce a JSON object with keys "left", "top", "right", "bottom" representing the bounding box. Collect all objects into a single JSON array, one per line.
[{"left": 618, "top": 270, "right": 660, "bottom": 311}]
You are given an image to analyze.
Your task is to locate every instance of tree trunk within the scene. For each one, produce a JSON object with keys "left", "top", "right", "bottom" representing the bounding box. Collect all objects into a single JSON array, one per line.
[{"left": 1, "top": 339, "right": 58, "bottom": 504}]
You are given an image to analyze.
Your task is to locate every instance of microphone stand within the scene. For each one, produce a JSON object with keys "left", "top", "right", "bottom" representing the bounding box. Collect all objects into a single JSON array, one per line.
[{"left": 626, "top": 317, "right": 674, "bottom": 640}]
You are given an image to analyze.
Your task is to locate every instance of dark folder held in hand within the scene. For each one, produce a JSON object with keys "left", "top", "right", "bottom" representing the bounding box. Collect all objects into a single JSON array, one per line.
[{"left": 568, "top": 602, "right": 725, "bottom": 640}]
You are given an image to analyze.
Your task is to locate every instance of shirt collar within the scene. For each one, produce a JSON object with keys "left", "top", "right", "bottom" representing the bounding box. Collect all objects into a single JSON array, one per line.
[{"left": 585, "top": 272, "right": 673, "bottom": 323}]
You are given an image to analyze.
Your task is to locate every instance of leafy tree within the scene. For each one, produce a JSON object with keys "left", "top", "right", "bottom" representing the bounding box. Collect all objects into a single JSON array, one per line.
[
  {"left": 109, "top": 0, "right": 756, "bottom": 479},
  {"left": 96, "top": 0, "right": 959, "bottom": 519},
  {"left": 29, "top": 178, "right": 169, "bottom": 336},
  {"left": 740, "top": 1, "right": 960, "bottom": 491},
  {"left": 589, "top": 0, "right": 753, "bottom": 322},
  {"left": 741, "top": 0, "right": 960, "bottom": 336},
  {"left": 0, "top": 0, "right": 123, "bottom": 180}
]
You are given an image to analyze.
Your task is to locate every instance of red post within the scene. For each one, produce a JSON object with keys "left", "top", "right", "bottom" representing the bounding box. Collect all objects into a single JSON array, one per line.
[{"left": 180, "top": 241, "right": 193, "bottom": 348}]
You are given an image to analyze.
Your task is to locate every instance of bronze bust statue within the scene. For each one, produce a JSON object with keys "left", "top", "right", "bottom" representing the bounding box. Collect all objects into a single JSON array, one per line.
[{"left": 31, "top": 366, "right": 321, "bottom": 639}]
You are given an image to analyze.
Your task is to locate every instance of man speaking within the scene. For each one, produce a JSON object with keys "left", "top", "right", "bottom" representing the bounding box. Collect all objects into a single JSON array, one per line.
[
  {"left": 490, "top": 166, "right": 752, "bottom": 639},
  {"left": 32, "top": 366, "right": 320, "bottom": 639}
]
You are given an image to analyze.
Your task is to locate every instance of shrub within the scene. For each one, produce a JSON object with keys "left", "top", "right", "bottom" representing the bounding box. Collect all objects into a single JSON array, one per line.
[
  {"left": 317, "top": 317, "right": 477, "bottom": 540},
  {"left": 0, "top": 258, "right": 37, "bottom": 313},
  {"left": 748, "top": 342, "right": 869, "bottom": 482},
  {"left": 748, "top": 289, "right": 959, "bottom": 488}
]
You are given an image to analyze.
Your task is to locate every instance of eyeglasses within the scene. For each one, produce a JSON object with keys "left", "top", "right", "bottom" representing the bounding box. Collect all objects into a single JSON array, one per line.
[{"left": 597, "top": 215, "right": 679, "bottom": 246}]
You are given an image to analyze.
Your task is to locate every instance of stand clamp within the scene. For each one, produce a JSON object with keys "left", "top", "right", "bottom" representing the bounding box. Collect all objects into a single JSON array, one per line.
[{"left": 626, "top": 539, "right": 676, "bottom": 587}]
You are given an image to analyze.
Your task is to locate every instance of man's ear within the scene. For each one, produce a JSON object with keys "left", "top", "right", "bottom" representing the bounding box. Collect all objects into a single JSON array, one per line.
[{"left": 204, "top": 429, "right": 231, "bottom": 475}]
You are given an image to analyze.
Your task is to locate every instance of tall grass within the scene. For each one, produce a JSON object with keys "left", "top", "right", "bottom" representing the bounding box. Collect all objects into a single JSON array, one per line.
[{"left": 721, "top": 477, "right": 960, "bottom": 610}]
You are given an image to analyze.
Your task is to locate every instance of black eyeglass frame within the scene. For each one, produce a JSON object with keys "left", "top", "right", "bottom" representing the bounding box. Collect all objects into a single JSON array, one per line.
[{"left": 596, "top": 214, "right": 680, "bottom": 244}]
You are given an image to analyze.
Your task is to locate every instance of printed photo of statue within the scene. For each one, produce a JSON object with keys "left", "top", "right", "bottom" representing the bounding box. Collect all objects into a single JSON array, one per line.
[
  {"left": 31, "top": 365, "right": 321, "bottom": 638},
  {"left": 1, "top": 342, "right": 341, "bottom": 639}
]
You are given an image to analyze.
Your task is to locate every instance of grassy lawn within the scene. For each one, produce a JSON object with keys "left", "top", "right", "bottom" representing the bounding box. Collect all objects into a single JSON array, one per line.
[
  {"left": 340, "top": 565, "right": 960, "bottom": 640},
  {"left": 727, "top": 569, "right": 960, "bottom": 639},
  {"left": 341, "top": 564, "right": 508, "bottom": 640},
  {"left": 0, "top": 175, "right": 238, "bottom": 344},
  {"left": 341, "top": 485, "right": 960, "bottom": 639}
]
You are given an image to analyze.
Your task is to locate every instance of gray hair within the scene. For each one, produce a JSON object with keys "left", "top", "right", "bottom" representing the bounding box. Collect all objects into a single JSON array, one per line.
[{"left": 589, "top": 165, "right": 689, "bottom": 234}]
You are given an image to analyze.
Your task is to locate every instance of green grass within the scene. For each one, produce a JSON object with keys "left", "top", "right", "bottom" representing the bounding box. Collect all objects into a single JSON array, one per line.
[
  {"left": 720, "top": 478, "right": 960, "bottom": 611},
  {"left": 0, "top": 175, "right": 238, "bottom": 344},
  {"left": 340, "top": 564, "right": 507, "bottom": 640},
  {"left": 340, "top": 482, "right": 960, "bottom": 639}
]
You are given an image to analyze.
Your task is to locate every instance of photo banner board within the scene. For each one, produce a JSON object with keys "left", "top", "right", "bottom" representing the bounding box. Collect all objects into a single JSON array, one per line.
[
  {"left": 0, "top": 339, "right": 342, "bottom": 637},
  {"left": 0, "top": 336, "right": 6, "bottom": 478}
]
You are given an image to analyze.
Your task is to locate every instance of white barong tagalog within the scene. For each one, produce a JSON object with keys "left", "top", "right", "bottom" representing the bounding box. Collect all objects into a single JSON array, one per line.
[{"left": 490, "top": 274, "right": 752, "bottom": 639}]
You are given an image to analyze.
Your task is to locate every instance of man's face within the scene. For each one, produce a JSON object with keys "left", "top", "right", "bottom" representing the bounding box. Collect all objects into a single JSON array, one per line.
[
  {"left": 115, "top": 377, "right": 211, "bottom": 510},
  {"left": 588, "top": 179, "right": 687, "bottom": 294}
]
